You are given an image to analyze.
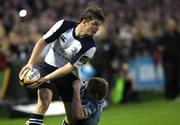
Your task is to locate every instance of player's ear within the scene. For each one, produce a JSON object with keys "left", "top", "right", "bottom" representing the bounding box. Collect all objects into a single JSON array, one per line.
[{"left": 96, "top": 94, "right": 102, "bottom": 100}]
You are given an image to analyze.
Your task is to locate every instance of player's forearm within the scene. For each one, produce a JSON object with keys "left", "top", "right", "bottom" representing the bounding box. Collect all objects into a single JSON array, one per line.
[
  {"left": 28, "top": 38, "right": 47, "bottom": 65},
  {"left": 44, "top": 62, "right": 75, "bottom": 80},
  {"left": 72, "top": 80, "right": 85, "bottom": 119}
]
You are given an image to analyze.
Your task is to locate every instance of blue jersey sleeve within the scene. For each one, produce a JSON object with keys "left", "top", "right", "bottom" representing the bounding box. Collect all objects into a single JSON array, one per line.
[{"left": 82, "top": 100, "right": 104, "bottom": 119}]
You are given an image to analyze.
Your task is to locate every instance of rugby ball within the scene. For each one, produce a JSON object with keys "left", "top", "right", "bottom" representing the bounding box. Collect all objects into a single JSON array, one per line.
[{"left": 19, "top": 68, "right": 41, "bottom": 88}]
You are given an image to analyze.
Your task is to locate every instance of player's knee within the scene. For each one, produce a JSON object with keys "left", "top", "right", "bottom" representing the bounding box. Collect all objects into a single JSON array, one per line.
[
  {"left": 38, "top": 89, "right": 52, "bottom": 109},
  {"left": 38, "top": 98, "right": 50, "bottom": 109}
]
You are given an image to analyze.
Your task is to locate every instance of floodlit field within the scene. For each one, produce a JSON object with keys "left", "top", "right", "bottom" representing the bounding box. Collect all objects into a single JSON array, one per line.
[{"left": 0, "top": 95, "right": 180, "bottom": 125}]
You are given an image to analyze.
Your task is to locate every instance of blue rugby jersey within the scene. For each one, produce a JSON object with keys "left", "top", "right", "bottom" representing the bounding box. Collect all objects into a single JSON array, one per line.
[{"left": 80, "top": 81, "right": 105, "bottom": 119}]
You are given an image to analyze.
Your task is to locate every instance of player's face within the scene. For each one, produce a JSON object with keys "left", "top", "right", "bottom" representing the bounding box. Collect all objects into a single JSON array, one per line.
[
  {"left": 83, "top": 19, "right": 103, "bottom": 36},
  {"left": 87, "top": 90, "right": 103, "bottom": 101}
]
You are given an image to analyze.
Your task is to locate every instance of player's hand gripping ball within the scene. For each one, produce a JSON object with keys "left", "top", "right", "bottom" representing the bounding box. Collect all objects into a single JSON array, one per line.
[{"left": 19, "top": 68, "right": 41, "bottom": 88}]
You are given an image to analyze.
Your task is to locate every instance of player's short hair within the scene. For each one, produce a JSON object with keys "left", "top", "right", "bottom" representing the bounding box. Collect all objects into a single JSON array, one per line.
[
  {"left": 87, "top": 77, "right": 109, "bottom": 100},
  {"left": 80, "top": 6, "right": 105, "bottom": 23}
]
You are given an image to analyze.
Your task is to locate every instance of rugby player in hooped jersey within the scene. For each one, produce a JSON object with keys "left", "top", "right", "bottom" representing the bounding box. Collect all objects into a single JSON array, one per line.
[{"left": 20, "top": 6, "right": 105, "bottom": 125}]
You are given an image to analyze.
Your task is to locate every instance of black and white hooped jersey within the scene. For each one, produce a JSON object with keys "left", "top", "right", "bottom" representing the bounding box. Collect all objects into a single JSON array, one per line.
[{"left": 42, "top": 19, "right": 96, "bottom": 69}]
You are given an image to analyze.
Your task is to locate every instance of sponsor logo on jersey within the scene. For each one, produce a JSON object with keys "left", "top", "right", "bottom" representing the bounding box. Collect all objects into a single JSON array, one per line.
[
  {"left": 79, "top": 56, "right": 90, "bottom": 65},
  {"left": 71, "top": 47, "right": 77, "bottom": 56},
  {"left": 59, "top": 35, "right": 67, "bottom": 42}
]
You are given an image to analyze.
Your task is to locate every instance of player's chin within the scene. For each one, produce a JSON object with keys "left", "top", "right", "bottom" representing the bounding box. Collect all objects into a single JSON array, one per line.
[{"left": 90, "top": 31, "right": 97, "bottom": 36}]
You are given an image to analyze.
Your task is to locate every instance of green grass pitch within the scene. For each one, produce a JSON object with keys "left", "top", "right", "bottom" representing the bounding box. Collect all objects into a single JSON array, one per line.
[{"left": 0, "top": 97, "right": 180, "bottom": 125}]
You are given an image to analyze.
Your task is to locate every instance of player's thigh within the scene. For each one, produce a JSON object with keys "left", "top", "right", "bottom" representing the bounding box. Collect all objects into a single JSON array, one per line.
[
  {"left": 54, "top": 73, "right": 78, "bottom": 102},
  {"left": 63, "top": 102, "right": 76, "bottom": 124},
  {"left": 37, "top": 88, "right": 53, "bottom": 104},
  {"left": 63, "top": 102, "right": 72, "bottom": 119},
  {"left": 36, "top": 62, "right": 58, "bottom": 102}
]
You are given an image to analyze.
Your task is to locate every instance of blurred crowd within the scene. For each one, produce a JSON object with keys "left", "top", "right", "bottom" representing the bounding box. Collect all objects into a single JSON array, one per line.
[{"left": 1, "top": 0, "right": 180, "bottom": 101}]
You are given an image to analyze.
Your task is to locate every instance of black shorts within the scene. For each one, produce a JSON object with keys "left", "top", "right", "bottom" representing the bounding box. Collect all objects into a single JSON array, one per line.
[{"left": 36, "top": 62, "right": 78, "bottom": 102}]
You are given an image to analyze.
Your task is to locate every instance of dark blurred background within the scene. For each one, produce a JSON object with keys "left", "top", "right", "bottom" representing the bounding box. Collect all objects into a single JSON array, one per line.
[{"left": 0, "top": 0, "right": 180, "bottom": 108}]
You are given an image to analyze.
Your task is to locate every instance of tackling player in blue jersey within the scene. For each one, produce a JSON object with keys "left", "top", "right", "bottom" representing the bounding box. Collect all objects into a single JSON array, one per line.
[
  {"left": 21, "top": 6, "right": 105, "bottom": 125},
  {"left": 62, "top": 77, "right": 108, "bottom": 125}
]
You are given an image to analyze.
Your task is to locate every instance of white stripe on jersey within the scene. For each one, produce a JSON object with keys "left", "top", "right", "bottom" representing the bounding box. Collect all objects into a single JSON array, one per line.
[{"left": 42, "top": 19, "right": 64, "bottom": 40}]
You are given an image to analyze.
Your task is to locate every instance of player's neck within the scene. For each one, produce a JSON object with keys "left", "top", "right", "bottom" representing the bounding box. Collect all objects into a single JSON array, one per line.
[{"left": 75, "top": 24, "right": 88, "bottom": 38}]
